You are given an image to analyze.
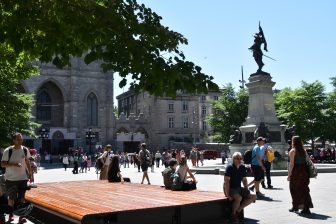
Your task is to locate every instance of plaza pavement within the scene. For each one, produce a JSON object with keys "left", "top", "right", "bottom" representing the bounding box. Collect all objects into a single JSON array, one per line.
[{"left": 21, "top": 159, "right": 336, "bottom": 223}]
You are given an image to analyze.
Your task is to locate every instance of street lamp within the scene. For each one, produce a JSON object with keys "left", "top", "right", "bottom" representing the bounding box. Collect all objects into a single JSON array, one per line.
[
  {"left": 86, "top": 128, "right": 96, "bottom": 155},
  {"left": 39, "top": 128, "right": 49, "bottom": 154}
]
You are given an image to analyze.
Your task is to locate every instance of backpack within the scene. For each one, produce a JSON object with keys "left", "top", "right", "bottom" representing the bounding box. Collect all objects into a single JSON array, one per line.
[
  {"left": 266, "top": 149, "right": 275, "bottom": 162},
  {"left": 162, "top": 167, "right": 174, "bottom": 189},
  {"left": 1, "top": 146, "right": 28, "bottom": 174},
  {"left": 243, "top": 149, "right": 253, "bottom": 164}
]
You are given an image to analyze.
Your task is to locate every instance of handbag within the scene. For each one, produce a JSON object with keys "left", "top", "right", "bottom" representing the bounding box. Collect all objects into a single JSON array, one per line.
[{"left": 306, "top": 152, "right": 317, "bottom": 178}]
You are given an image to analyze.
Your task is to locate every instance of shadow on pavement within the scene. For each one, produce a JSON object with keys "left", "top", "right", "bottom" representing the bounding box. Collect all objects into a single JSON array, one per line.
[
  {"left": 243, "top": 218, "right": 260, "bottom": 223},
  {"left": 298, "top": 212, "right": 331, "bottom": 220},
  {"left": 265, "top": 187, "right": 283, "bottom": 190},
  {"left": 257, "top": 195, "right": 281, "bottom": 202}
]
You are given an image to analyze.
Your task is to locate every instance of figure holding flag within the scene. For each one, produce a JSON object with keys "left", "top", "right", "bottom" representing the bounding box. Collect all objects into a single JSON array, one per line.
[{"left": 249, "top": 22, "right": 268, "bottom": 72}]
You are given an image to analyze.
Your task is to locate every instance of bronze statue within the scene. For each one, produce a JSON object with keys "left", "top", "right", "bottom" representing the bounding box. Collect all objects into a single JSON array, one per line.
[
  {"left": 249, "top": 22, "right": 268, "bottom": 73},
  {"left": 254, "top": 122, "right": 270, "bottom": 141}
]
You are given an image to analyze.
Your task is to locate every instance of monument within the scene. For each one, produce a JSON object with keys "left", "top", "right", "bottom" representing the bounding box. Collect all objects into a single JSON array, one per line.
[{"left": 229, "top": 23, "right": 287, "bottom": 169}]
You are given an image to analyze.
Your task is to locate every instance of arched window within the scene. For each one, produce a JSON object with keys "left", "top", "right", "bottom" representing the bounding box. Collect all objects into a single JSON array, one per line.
[
  {"left": 37, "top": 91, "right": 51, "bottom": 121},
  {"left": 87, "top": 93, "right": 98, "bottom": 126}
]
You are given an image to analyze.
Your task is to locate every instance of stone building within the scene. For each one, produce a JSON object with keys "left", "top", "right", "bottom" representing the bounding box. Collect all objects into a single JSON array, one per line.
[
  {"left": 19, "top": 58, "right": 115, "bottom": 155},
  {"left": 116, "top": 90, "right": 220, "bottom": 151}
]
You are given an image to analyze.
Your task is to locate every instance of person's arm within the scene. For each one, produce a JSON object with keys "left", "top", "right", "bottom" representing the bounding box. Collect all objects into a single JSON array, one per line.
[
  {"left": 186, "top": 167, "right": 197, "bottom": 182},
  {"left": 256, "top": 151, "right": 265, "bottom": 171},
  {"left": 25, "top": 149, "right": 34, "bottom": 182},
  {"left": 118, "top": 171, "right": 124, "bottom": 183},
  {"left": 224, "top": 176, "right": 232, "bottom": 200},
  {"left": 242, "top": 177, "right": 248, "bottom": 189},
  {"left": 287, "top": 149, "right": 295, "bottom": 181}
]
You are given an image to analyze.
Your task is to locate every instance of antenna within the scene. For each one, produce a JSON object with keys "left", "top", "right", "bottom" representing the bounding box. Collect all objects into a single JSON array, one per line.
[{"left": 239, "top": 66, "right": 246, "bottom": 89}]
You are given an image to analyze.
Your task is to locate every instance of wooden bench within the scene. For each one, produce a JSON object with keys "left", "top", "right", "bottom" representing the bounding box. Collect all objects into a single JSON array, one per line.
[{"left": 25, "top": 180, "right": 232, "bottom": 224}]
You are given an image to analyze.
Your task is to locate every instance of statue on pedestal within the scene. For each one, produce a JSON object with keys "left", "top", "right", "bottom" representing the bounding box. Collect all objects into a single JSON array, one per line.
[
  {"left": 249, "top": 22, "right": 268, "bottom": 73},
  {"left": 254, "top": 122, "right": 270, "bottom": 141}
]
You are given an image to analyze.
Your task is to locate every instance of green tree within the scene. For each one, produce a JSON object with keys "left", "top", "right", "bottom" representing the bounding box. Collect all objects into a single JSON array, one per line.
[
  {"left": 0, "top": 0, "right": 218, "bottom": 97},
  {"left": 0, "top": 44, "right": 39, "bottom": 146},
  {"left": 208, "top": 84, "right": 248, "bottom": 142},
  {"left": 330, "top": 76, "right": 336, "bottom": 88},
  {"left": 274, "top": 81, "right": 330, "bottom": 148}
]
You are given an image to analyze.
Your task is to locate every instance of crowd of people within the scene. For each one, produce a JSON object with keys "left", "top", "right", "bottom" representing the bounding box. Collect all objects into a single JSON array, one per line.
[{"left": 0, "top": 132, "right": 324, "bottom": 223}]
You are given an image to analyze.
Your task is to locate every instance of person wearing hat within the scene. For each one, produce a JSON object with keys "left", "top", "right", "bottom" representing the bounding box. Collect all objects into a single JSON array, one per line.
[
  {"left": 250, "top": 137, "right": 266, "bottom": 197},
  {"left": 138, "top": 143, "right": 151, "bottom": 184}
]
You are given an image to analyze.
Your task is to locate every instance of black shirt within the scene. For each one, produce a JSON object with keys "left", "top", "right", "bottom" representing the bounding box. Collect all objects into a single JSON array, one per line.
[{"left": 225, "top": 164, "right": 246, "bottom": 189}]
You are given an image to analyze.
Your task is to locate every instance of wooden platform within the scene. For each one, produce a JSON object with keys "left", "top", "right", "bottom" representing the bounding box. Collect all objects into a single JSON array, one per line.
[{"left": 25, "top": 180, "right": 231, "bottom": 224}]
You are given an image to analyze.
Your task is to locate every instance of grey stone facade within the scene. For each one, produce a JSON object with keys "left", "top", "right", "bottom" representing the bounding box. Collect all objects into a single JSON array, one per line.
[
  {"left": 116, "top": 90, "right": 220, "bottom": 151},
  {"left": 20, "top": 58, "right": 115, "bottom": 155}
]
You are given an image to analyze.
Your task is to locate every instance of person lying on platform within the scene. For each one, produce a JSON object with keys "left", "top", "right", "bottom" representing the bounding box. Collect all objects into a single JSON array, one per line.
[
  {"left": 162, "top": 159, "right": 178, "bottom": 189},
  {"left": 224, "top": 152, "right": 256, "bottom": 222},
  {"left": 107, "top": 156, "right": 124, "bottom": 183}
]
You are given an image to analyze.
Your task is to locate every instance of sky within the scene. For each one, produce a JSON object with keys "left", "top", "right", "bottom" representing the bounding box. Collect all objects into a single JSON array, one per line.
[{"left": 114, "top": 0, "right": 336, "bottom": 101}]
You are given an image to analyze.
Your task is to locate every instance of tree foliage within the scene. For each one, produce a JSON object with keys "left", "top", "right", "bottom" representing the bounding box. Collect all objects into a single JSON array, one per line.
[
  {"left": 207, "top": 84, "right": 248, "bottom": 142},
  {"left": 0, "top": 0, "right": 218, "bottom": 97},
  {"left": 0, "top": 44, "right": 39, "bottom": 146},
  {"left": 274, "top": 80, "right": 336, "bottom": 143}
]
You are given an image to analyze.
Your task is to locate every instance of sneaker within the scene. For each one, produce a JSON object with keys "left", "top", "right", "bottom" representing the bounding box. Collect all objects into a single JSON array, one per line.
[
  {"left": 267, "top": 185, "right": 274, "bottom": 189},
  {"left": 256, "top": 191, "right": 265, "bottom": 197},
  {"left": 289, "top": 208, "right": 298, "bottom": 212}
]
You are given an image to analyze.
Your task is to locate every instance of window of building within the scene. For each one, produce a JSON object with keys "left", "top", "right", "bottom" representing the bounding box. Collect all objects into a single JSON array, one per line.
[
  {"left": 214, "top": 96, "right": 219, "bottom": 100},
  {"left": 201, "top": 106, "right": 207, "bottom": 117},
  {"left": 168, "top": 102, "right": 174, "bottom": 112},
  {"left": 201, "top": 95, "right": 206, "bottom": 102},
  {"left": 36, "top": 91, "right": 51, "bottom": 121},
  {"left": 168, "top": 116, "right": 174, "bottom": 128},
  {"left": 202, "top": 121, "right": 207, "bottom": 131},
  {"left": 182, "top": 117, "right": 189, "bottom": 128},
  {"left": 87, "top": 93, "right": 98, "bottom": 126},
  {"left": 182, "top": 101, "right": 188, "bottom": 112}
]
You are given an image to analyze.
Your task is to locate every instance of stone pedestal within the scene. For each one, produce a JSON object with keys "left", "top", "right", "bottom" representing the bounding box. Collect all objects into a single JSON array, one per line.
[{"left": 230, "top": 72, "right": 288, "bottom": 169}]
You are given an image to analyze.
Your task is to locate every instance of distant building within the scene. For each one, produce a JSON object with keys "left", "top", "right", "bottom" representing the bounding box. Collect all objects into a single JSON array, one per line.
[
  {"left": 19, "top": 58, "right": 115, "bottom": 155},
  {"left": 115, "top": 90, "right": 220, "bottom": 151}
]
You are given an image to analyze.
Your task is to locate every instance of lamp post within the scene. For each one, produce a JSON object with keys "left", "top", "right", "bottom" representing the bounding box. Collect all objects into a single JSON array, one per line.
[
  {"left": 86, "top": 128, "right": 96, "bottom": 155},
  {"left": 39, "top": 128, "right": 49, "bottom": 155}
]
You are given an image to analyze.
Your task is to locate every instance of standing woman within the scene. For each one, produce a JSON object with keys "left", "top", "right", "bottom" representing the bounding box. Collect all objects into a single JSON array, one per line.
[
  {"left": 99, "top": 145, "right": 112, "bottom": 180},
  {"left": 107, "top": 156, "right": 124, "bottom": 183},
  {"left": 287, "top": 136, "right": 313, "bottom": 214}
]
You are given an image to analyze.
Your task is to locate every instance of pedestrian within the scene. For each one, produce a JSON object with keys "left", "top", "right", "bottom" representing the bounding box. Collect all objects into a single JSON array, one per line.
[
  {"left": 72, "top": 153, "right": 79, "bottom": 174},
  {"left": 62, "top": 154, "right": 69, "bottom": 171},
  {"left": 124, "top": 153, "right": 129, "bottom": 168},
  {"left": 224, "top": 152, "right": 256, "bottom": 223},
  {"left": 69, "top": 154, "right": 74, "bottom": 167},
  {"left": 0, "top": 133, "right": 33, "bottom": 223},
  {"left": 199, "top": 151, "right": 204, "bottom": 166},
  {"left": 221, "top": 150, "right": 227, "bottom": 164},
  {"left": 262, "top": 140, "right": 274, "bottom": 189},
  {"left": 98, "top": 145, "right": 112, "bottom": 180},
  {"left": 87, "top": 155, "right": 92, "bottom": 171},
  {"left": 189, "top": 147, "right": 197, "bottom": 167},
  {"left": 196, "top": 149, "right": 201, "bottom": 167},
  {"left": 138, "top": 143, "right": 151, "bottom": 185},
  {"left": 287, "top": 136, "right": 313, "bottom": 214},
  {"left": 250, "top": 137, "right": 266, "bottom": 197},
  {"left": 154, "top": 150, "right": 162, "bottom": 168},
  {"left": 162, "top": 149, "right": 171, "bottom": 168},
  {"left": 107, "top": 155, "right": 124, "bottom": 183},
  {"left": 79, "top": 154, "right": 84, "bottom": 173}
]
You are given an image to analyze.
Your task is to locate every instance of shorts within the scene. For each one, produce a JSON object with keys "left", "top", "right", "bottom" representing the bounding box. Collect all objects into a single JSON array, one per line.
[
  {"left": 5, "top": 180, "right": 28, "bottom": 200},
  {"left": 141, "top": 165, "right": 148, "bottom": 172},
  {"left": 251, "top": 165, "right": 264, "bottom": 181},
  {"left": 229, "top": 187, "right": 250, "bottom": 198}
]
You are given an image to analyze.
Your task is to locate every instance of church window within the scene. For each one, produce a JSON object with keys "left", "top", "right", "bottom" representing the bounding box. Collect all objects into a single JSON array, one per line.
[{"left": 87, "top": 93, "right": 98, "bottom": 126}]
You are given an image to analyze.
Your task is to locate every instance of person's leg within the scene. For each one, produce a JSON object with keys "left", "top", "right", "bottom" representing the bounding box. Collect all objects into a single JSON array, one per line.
[
  {"left": 145, "top": 171, "right": 150, "bottom": 184},
  {"left": 231, "top": 194, "right": 242, "bottom": 216},
  {"left": 237, "top": 193, "right": 256, "bottom": 213},
  {"left": 265, "top": 161, "right": 272, "bottom": 187}
]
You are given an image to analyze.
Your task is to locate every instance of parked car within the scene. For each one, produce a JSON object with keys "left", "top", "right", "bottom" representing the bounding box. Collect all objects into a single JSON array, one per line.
[{"left": 201, "top": 150, "right": 218, "bottom": 160}]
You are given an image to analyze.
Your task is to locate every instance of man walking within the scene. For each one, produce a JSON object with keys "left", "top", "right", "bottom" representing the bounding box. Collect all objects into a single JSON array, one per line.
[
  {"left": 261, "top": 140, "right": 274, "bottom": 189},
  {"left": 1, "top": 133, "right": 33, "bottom": 223},
  {"left": 251, "top": 137, "right": 266, "bottom": 197},
  {"left": 224, "top": 152, "right": 256, "bottom": 222},
  {"left": 138, "top": 143, "right": 151, "bottom": 185}
]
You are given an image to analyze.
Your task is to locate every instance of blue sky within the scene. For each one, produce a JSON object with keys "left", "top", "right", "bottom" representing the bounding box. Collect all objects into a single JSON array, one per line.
[{"left": 114, "top": 0, "right": 336, "bottom": 101}]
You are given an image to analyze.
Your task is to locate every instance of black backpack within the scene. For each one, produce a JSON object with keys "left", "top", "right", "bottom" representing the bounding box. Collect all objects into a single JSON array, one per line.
[{"left": 243, "top": 149, "right": 253, "bottom": 164}]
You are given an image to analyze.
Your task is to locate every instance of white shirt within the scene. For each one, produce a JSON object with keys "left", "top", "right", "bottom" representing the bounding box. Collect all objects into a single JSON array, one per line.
[
  {"left": 62, "top": 156, "right": 69, "bottom": 165},
  {"left": 1, "top": 146, "right": 31, "bottom": 181}
]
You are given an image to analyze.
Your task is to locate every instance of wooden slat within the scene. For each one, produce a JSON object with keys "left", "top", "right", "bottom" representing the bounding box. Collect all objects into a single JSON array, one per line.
[{"left": 25, "top": 180, "right": 227, "bottom": 222}]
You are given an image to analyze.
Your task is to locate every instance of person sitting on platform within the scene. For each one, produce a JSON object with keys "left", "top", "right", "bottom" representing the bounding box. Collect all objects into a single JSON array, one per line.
[
  {"left": 224, "top": 152, "right": 256, "bottom": 222},
  {"left": 99, "top": 145, "right": 112, "bottom": 180},
  {"left": 176, "top": 156, "right": 197, "bottom": 190},
  {"left": 162, "top": 159, "right": 178, "bottom": 189},
  {"left": 107, "top": 156, "right": 124, "bottom": 183}
]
